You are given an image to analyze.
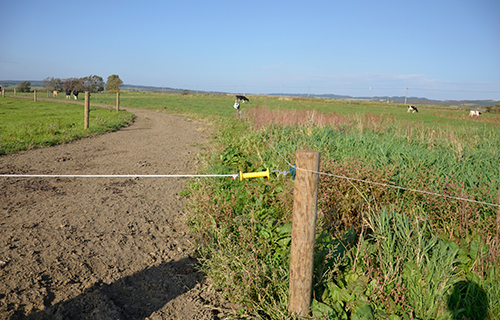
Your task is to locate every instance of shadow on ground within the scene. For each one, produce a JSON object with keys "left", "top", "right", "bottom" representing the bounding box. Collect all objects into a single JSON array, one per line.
[
  {"left": 447, "top": 279, "right": 488, "bottom": 320},
  {"left": 22, "top": 258, "right": 202, "bottom": 320}
]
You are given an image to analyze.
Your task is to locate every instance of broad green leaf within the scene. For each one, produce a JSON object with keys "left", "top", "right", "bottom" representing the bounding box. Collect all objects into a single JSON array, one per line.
[{"left": 351, "top": 304, "right": 374, "bottom": 320}]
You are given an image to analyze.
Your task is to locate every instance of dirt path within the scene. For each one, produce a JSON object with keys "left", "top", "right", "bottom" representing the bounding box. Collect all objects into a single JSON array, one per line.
[{"left": 0, "top": 108, "right": 219, "bottom": 319}]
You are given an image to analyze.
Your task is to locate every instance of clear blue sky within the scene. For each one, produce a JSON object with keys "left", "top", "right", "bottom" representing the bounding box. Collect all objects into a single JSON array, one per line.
[{"left": 1, "top": 0, "right": 499, "bottom": 100}]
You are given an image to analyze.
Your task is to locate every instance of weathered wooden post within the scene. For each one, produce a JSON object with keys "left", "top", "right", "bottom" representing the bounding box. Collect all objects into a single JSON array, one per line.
[
  {"left": 116, "top": 92, "right": 120, "bottom": 111},
  {"left": 34, "top": 90, "right": 37, "bottom": 102},
  {"left": 289, "top": 150, "right": 321, "bottom": 317},
  {"left": 14, "top": 88, "right": 17, "bottom": 96},
  {"left": 1, "top": 88, "right": 4, "bottom": 97},
  {"left": 84, "top": 91, "right": 90, "bottom": 129}
]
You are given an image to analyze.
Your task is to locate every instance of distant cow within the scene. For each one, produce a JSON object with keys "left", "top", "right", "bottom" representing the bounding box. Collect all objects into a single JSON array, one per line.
[
  {"left": 53, "top": 90, "right": 58, "bottom": 97},
  {"left": 469, "top": 110, "right": 481, "bottom": 117},
  {"left": 236, "top": 95, "right": 249, "bottom": 102},
  {"left": 73, "top": 90, "right": 79, "bottom": 100},
  {"left": 65, "top": 90, "right": 71, "bottom": 99},
  {"left": 407, "top": 105, "right": 418, "bottom": 113}
]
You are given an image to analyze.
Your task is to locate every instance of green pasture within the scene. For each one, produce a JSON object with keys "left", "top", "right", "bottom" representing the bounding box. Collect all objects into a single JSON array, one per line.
[
  {"left": 6, "top": 90, "right": 498, "bottom": 127},
  {"left": 186, "top": 110, "right": 500, "bottom": 319},
  {"left": 165, "top": 94, "right": 499, "bottom": 319},
  {"left": 0, "top": 97, "right": 134, "bottom": 154},
  {"left": 2, "top": 91, "right": 500, "bottom": 319}
]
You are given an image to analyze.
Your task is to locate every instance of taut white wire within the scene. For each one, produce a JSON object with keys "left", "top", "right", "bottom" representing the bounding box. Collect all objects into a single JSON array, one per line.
[
  {"left": 0, "top": 174, "right": 239, "bottom": 179},
  {"left": 258, "top": 131, "right": 293, "bottom": 167},
  {"left": 258, "top": 130, "right": 500, "bottom": 208},
  {"left": 299, "top": 167, "right": 500, "bottom": 208}
]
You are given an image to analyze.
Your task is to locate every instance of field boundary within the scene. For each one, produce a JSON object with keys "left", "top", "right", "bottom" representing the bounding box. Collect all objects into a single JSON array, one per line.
[
  {"left": 258, "top": 131, "right": 500, "bottom": 209},
  {"left": 4, "top": 94, "right": 116, "bottom": 109}
]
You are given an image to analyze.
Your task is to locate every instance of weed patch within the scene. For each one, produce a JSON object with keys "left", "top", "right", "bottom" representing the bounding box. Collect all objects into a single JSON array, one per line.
[{"left": 187, "top": 106, "right": 500, "bottom": 319}]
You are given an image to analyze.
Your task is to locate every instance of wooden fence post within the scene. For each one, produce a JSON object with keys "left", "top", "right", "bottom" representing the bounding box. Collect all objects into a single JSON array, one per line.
[
  {"left": 34, "top": 90, "right": 37, "bottom": 102},
  {"left": 116, "top": 92, "right": 120, "bottom": 111},
  {"left": 289, "top": 150, "right": 321, "bottom": 317},
  {"left": 14, "top": 88, "right": 16, "bottom": 96},
  {"left": 84, "top": 91, "right": 90, "bottom": 129},
  {"left": 1, "top": 88, "right": 4, "bottom": 97}
]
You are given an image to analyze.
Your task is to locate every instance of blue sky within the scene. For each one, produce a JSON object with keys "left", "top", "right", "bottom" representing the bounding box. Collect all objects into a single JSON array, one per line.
[{"left": 1, "top": 0, "right": 499, "bottom": 100}]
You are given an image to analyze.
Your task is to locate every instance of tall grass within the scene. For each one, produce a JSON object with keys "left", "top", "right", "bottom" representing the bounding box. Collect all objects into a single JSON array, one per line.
[
  {"left": 246, "top": 106, "right": 499, "bottom": 239},
  {"left": 185, "top": 105, "right": 500, "bottom": 319}
]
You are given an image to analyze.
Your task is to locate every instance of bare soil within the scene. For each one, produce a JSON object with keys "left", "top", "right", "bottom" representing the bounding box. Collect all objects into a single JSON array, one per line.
[{"left": 0, "top": 108, "right": 221, "bottom": 319}]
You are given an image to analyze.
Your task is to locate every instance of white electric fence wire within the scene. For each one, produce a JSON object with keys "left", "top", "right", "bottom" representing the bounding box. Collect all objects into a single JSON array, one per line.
[
  {"left": 259, "top": 132, "right": 294, "bottom": 167},
  {"left": 259, "top": 131, "right": 500, "bottom": 209},
  {"left": 0, "top": 174, "right": 240, "bottom": 179},
  {"left": 302, "top": 167, "right": 500, "bottom": 208}
]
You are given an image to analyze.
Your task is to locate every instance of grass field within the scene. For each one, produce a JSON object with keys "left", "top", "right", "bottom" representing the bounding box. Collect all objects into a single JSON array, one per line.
[
  {"left": 185, "top": 109, "right": 500, "bottom": 319},
  {"left": 2, "top": 92, "right": 499, "bottom": 319},
  {"left": 0, "top": 97, "right": 134, "bottom": 154},
  {"left": 6, "top": 90, "right": 499, "bottom": 127}
]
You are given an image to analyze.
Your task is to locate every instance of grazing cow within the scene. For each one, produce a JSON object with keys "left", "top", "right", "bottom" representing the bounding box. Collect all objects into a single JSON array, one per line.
[
  {"left": 236, "top": 95, "right": 249, "bottom": 103},
  {"left": 73, "top": 90, "right": 79, "bottom": 100},
  {"left": 53, "top": 90, "right": 58, "bottom": 97},
  {"left": 65, "top": 89, "right": 71, "bottom": 99},
  {"left": 407, "top": 105, "right": 418, "bottom": 113},
  {"left": 469, "top": 110, "right": 481, "bottom": 117}
]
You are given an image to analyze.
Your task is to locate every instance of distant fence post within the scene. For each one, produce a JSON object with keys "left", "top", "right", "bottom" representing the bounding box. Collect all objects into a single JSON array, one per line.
[
  {"left": 34, "top": 90, "right": 37, "bottom": 102},
  {"left": 289, "top": 150, "right": 321, "bottom": 317},
  {"left": 84, "top": 91, "right": 90, "bottom": 129},
  {"left": 14, "top": 88, "right": 16, "bottom": 96},
  {"left": 47, "top": 90, "right": 49, "bottom": 98},
  {"left": 1, "top": 88, "right": 4, "bottom": 97},
  {"left": 116, "top": 92, "right": 120, "bottom": 111}
]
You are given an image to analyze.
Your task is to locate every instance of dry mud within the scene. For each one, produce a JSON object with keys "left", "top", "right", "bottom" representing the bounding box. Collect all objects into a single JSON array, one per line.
[{"left": 0, "top": 108, "right": 221, "bottom": 319}]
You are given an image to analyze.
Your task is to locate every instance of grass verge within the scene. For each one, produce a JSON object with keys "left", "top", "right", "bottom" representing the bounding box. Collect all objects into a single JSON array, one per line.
[{"left": 0, "top": 97, "right": 134, "bottom": 155}]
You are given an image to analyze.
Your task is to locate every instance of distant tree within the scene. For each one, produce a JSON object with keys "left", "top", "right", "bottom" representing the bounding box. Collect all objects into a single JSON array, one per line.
[
  {"left": 485, "top": 102, "right": 500, "bottom": 114},
  {"left": 105, "top": 74, "right": 123, "bottom": 92},
  {"left": 42, "top": 77, "right": 63, "bottom": 91},
  {"left": 73, "top": 78, "right": 85, "bottom": 92},
  {"left": 62, "top": 78, "right": 84, "bottom": 92},
  {"left": 81, "top": 75, "right": 104, "bottom": 93},
  {"left": 17, "top": 81, "right": 31, "bottom": 93},
  {"left": 62, "top": 78, "right": 73, "bottom": 92}
]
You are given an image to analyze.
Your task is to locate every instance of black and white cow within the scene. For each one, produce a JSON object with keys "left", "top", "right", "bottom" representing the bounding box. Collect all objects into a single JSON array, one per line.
[
  {"left": 407, "top": 105, "right": 418, "bottom": 113},
  {"left": 469, "top": 110, "right": 481, "bottom": 117},
  {"left": 65, "top": 89, "right": 72, "bottom": 99},
  {"left": 73, "top": 90, "right": 79, "bottom": 100},
  {"left": 236, "top": 95, "right": 249, "bottom": 103}
]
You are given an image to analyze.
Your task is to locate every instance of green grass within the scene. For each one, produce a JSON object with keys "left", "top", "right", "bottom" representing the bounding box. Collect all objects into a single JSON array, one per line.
[
  {"left": 3, "top": 91, "right": 499, "bottom": 319},
  {"left": 183, "top": 103, "right": 500, "bottom": 319},
  {"left": 0, "top": 97, "right": 134, "bottom": 154},
  {"left": 5, "top": 91, "right": 499, "bottom": 129}
]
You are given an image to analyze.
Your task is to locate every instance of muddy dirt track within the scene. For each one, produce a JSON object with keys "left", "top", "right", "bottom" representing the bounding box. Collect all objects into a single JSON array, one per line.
[{"left": 0, "top": 107, "right": 221, "bottom": 319}]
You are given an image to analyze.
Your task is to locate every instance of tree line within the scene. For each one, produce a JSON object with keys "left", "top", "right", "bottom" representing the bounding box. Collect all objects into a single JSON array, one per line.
[
  {"left": 485, "top": 102, "right": 500, "bottom": 114},
  {"left": 14, "top": 74, "right": 123, "bottom": 93}
]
